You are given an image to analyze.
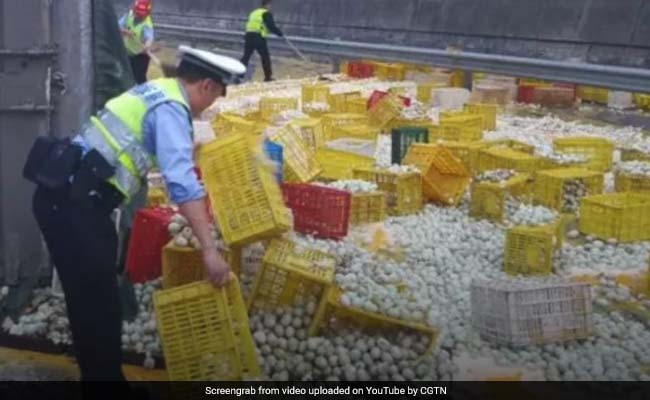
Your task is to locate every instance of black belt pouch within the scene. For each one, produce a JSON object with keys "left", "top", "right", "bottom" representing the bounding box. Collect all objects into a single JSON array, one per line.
[{"left": 23, "top": 137, "right": 82, "bottom": 189}]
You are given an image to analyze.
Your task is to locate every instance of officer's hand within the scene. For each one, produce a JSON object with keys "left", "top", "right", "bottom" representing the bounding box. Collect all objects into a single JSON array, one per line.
[{"left": 203, "top": 248, "right": 231, "bottom": 287}]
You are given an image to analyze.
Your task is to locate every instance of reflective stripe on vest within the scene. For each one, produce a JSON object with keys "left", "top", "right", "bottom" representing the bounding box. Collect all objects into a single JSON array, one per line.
[
  {"left": 124, "top": 11, "right": 154, "bottom": 56},
  {"left": 245, "top": 8, "right": 268, "bottom": 38},
  {"left": 81, "top": 79, "right": 191, "bottom": 200}
]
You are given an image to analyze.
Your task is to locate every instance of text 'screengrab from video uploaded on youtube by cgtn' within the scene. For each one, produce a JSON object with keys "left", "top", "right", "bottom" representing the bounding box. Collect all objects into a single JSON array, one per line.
[{"left": 5, "top": 381, "right": 649, "bottom": 400}]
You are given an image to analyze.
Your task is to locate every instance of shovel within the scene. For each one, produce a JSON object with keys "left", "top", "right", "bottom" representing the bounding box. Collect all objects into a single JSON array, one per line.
[{"left": 284, "top": 36, "right": 308, "bottom": 62}]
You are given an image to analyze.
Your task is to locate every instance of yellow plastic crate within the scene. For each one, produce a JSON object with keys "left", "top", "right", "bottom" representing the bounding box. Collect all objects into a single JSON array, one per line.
[
  {"left": 388, "top": 86, "right": 408, "bottom": 97},
  {"left": 330, "top": 124, "right": 380, "bottom": 141},
  {"left": 533, "top": 168, "right": 604, "bottom": 212},
  {"left": 303, "top": 106, "right": 329, "bottom": 119},
  {"left": 519, "top": 78, "right": 552, "bottom": 87},
  {"left": 154, "top": 279, "right": 261, "bottom": 381},
  {"left": 353, "top": 167, "right": 423, "bottom": 216},
  {"left": 302, "top": 83, "right": 330, "bottom": 103},
  {"left": 212, "top": 113, "right": 259, "bottom": 137},
  {"left": 430, "top": 124, "right": 473, "bottom": 144},
  {"left": 620, "top": 148, "right": 650, "bottom": 163},
  {"left": 417, "top": 82, "right": 449, "bottom": 104},
  {"left": 346, "top": 98, "right": 369, "bottom": 114},
  {"left": 372, "top": 62, "right": 406, "bottom": 81},
  {"left": 147, "top": 187, "right": 168, "bottom": 208},
  {"left": 470, "top": 174, "right": 533, "bottom": 222},
  {"left": 321, "top": 113, "right": 370, "bottom": 141},
  {"left": 162, "top": 243, "right": 232, "bottom": 289},
  {"left": 387, "top": 118, "right": 436, "bottom": 134},
  {"left": 438, "top": 114, "right": 484, "bottom": 142},
  {"left": 198, "top": 134, "right": 292, "bottom": 246},
  {"left": 270, "top": 126, "right": 322, "bottom": 182},
  {"left": 579, "top": 193, "right": 650, "bottom": 242},
  {"left": 465, "top": 103, "right": 498, "bottom": 131},
  {"left": 505, "top": 224, "right": 557, "bottom": 276},
  {"left": 339, "top": 60, "right": 349, "bottom": 74},
  {"left": 247, "top": 239, "right": 336, "bottom": 310},
  {"left": 478, "top": 147, "right": 542, "bottom": 173},
  {"left": 540, "top": 156, "right": 591, "bottom": 170},
  {"left": 244, "top": 110, "right": 261, "bottom": 120},
  {"left": 349, "top": 191, "right": 386, "bottom": 225},
  {"left": 553, "top": 137, "right": 614, "bottom": 172},
  {"left": 615, "top": 171, "right": 650, "bottom": 193},
  {"left": 258, "top": 97, "right": 299, "bottom": 122},
  {"left": 309, "top": 287, "right": 440, "bottom": 354},
  {"left": 328, "top": 91, "right": 362, "bottom": 113},
  {"left": 289, "top": 118, "right": 325, "bottom": 150},
  {"left": 367, "top": 94, "right": 403, "bottom": 130},
  {"left": 577, "top": 86, "right": 609, "bottom": 104},
  {"left": 436, "top": 140, "right": 488, "bottom": 172},
  {"left": 555, "top": 213, "right": 577, "bottom": 248},
  {"left": 315, "top": 148, "right": 375, "bottom": 181},
  {"left": 451, "top": 70, "right": 465, "bottom": 88},
  {"left": 403, "top": 144, "right": 472, "bottom": 206},
  {"left": 485, "top": 139, "right": 535, "bottom": 155},
  {"left": 635, "top": 93, "right": 650, "bottom": 111}
]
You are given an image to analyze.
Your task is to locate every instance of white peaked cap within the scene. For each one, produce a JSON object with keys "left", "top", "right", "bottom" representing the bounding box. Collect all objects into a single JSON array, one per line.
[{"left": 178, "top": 45, "right": 246, "bottom": 84}]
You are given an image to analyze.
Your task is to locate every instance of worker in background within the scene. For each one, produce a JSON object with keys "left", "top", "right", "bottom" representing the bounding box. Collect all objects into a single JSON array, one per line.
[
  {"left": 120, "top": 0, "right": 155, "bottom": 84},
  {"left": 241, "top": 0, "right": 284, "bottom": 82},
  {"left": 24, "top": 46, "right": 245, "bottom": 382}
]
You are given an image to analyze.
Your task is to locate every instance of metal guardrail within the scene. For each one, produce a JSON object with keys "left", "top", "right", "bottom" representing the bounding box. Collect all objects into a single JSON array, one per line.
[{"left": 158, "top": 23, "right": 650, "bottom": 94}]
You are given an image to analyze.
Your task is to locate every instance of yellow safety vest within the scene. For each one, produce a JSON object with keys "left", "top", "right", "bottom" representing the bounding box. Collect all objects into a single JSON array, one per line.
[
  {"left": 81, "top": 78, "right": 191, "bottom": 201},
  {"left": 245, "top": 8, "right": 269, "bottom": 38},
  {"left": 123, "top": 11, "right": 154, "bottom": 56}
]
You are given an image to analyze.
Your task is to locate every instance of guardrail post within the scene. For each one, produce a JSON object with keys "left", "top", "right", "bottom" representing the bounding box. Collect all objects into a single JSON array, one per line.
[
  {"left": 331, "top": 56, "right": 341, "bottom": 74},
  {"left": 463, "top": 70, "right": 473, "bottom": 91}
]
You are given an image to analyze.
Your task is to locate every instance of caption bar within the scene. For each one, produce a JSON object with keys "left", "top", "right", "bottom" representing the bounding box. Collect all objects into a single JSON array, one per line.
[{"left": 205, "top": 385, "right": 448, "bottom": 397}]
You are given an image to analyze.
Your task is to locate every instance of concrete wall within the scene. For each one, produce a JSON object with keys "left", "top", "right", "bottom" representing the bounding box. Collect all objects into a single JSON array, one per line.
[
  {"left": 0, "top": 0, "right": 93, "bottom": 286},
  {"left": 114, "top": 0, "right": 650, "bottom": 68},
  {"left": 0, "top": 0, "right": 54, "bottom": 285}
]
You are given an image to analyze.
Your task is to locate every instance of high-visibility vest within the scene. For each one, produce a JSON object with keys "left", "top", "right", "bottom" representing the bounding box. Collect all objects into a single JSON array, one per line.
[
  {"left": 245, "top": 8, "right": 269, "bottom": 38},
  {"left": 81, "top": 78, "right": 192, "bottom": 201},
  {"left": 123, "top": 10, "right": 154, "bottom": 56}
]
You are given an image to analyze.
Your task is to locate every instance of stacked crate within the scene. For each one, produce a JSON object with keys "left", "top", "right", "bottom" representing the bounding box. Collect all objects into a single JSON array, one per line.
[{"left": 353, "top": 167, "right": 423, "bottom": 216}]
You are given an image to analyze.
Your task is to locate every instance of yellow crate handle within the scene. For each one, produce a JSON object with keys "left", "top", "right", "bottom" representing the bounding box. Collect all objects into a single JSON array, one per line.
[{"left": 285, "top": 255, "right": 312, "bottom": 270}]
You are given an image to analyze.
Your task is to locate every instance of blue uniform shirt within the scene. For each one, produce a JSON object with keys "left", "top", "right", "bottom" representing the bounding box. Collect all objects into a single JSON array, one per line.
[
  {"left": 73, "top": 92, "right": 205, "bottom": 205},
  {"left": 142, "top": 102, "right": 206, "bottom": 204}
]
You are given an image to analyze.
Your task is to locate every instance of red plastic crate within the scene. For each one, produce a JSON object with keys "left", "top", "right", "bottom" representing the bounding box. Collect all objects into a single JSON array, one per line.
[
  {"left": 367, "top": 90, "right": 410, "bottom": 110},
  {"left": 347, "top": 61, "right": 375, "bottom": 79},
  {"left": 126, "top": 207, "right": 176, "bottom": 283},
  {"left": 282, "top": 183, "right": 351, "bottom": 240},
  {"left": 517, "top": 85, "right": 536, "bottom": 103}
]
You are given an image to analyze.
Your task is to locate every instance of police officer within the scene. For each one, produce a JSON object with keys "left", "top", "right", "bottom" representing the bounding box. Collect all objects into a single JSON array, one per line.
[
  {"left": 27, "top": 46, "right": 246, "bottom": 381},
  {"left": 241, "top": 0, "right": 284, "bottom": 82},
  {"left": 120, "top": 0, "right": 155, "bottom": 84}
]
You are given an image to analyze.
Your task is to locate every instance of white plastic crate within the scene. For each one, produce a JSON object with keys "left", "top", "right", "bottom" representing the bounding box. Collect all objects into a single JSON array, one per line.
[
  {"left": 607, "top": 91, "right": 635, "bottom": 110},
  {"left": 471, "top": 279, "right": 593, "bottom": 346},
  {"left": 431, "top": 88, "right": 470, "bottom": 110}
]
